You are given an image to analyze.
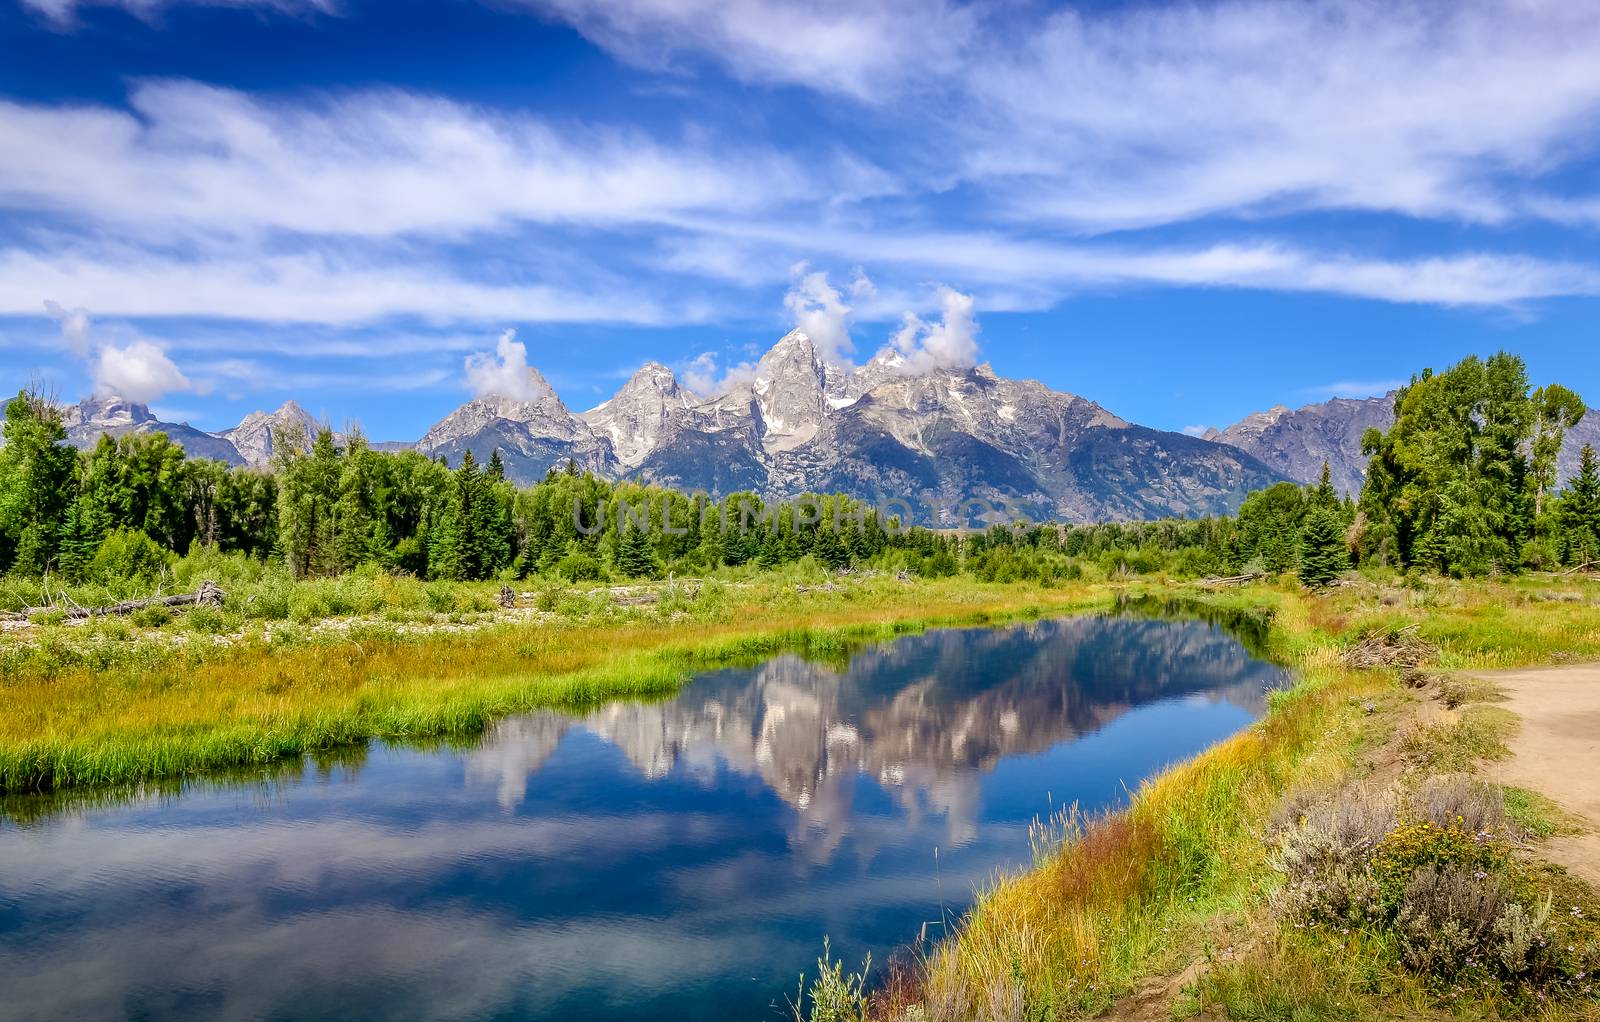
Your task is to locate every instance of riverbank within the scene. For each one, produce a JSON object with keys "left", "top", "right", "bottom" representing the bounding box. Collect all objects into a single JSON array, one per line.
[
  {"left": 863, "top": 576, "right": 1600, "bottom": 1022},
  {"left": 8, "top": 568, "right": 1600, "bottom": 1018},
  {"left": 0, "top": 570, "right": 1111, "bottom": 795}
]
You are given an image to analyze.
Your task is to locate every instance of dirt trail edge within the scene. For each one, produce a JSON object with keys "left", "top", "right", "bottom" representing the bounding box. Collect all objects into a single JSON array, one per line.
[{"left": 1472, "top": 663, "right": 1600, "bottom": 888}]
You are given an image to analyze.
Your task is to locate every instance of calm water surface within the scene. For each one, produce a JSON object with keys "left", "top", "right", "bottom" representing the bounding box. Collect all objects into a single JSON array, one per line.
[{"left": 0, "top": 614, "right": 1287, "bottom": 1022}]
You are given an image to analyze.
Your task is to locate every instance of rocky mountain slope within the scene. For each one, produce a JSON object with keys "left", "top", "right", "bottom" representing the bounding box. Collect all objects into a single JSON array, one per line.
[
  {"left": 217, "top": 400, "right": 325, "bottom": 467},
  {"left": 56, "top": 345, "right": 1600, "bottom": 523},
  {"left": 62, "top": 398, "right": 246, "bottom": 466},
  {"left": 413, "top": 330, "right": 1285, "bottom": 523},
  {"left": 1212, "top": 393, "right": 1600, "bottom": 496},
  {"left": 1205, "top": 395, "right": 1395, "bottom": 497}
]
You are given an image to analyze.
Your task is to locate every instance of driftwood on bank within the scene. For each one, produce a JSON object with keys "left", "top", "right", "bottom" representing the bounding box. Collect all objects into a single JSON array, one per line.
[
  {"left": 1198, "top": 572, "right": 1264, "bottom": 589},
  {"left": 5, "top": 580, "right": 225, "bottom": 621},
  {"left": 1341, "top": 624, "right": 1437, "bottom": 670}
]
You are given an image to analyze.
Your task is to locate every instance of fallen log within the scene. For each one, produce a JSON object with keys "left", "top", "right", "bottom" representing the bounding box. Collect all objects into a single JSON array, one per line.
[
  {"left": 1199, "top": 572, "right": 1264, "bottom": 588},
  {"left": 9, "top": 580, "right": 225, "bottom": 621}
]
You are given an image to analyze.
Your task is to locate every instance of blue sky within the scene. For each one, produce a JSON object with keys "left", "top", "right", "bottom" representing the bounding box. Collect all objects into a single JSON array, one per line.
[{"left": 1, "top": 0, "right": 1598, "bottom": 441}]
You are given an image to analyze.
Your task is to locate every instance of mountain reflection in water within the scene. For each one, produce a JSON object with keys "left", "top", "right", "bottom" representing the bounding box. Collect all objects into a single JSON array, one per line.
[
  {"left": 469, "top": 617, "right": 1276, "bottom": 860},
  {"left": 0, "top": 615, "right": 1286, "bottom": 1022}
]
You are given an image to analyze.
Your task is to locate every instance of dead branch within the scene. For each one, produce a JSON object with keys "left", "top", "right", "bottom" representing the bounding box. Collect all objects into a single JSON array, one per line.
[{"left": 8, "top": 580, "right": 225, "bottom": 621}]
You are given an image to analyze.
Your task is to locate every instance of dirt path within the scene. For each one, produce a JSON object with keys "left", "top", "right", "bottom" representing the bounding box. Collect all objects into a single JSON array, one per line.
[{"left": 1472, "top": 663, "right": 1600, "bottom": 888}]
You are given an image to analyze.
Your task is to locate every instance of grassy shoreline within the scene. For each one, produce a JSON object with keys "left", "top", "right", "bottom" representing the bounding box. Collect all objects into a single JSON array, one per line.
[
  {"left": 0, "top": 573, "right": 1111, "bottom": 795},
  {"left": 871, "top": 576, "right": 1600, "bottom": 1022}
]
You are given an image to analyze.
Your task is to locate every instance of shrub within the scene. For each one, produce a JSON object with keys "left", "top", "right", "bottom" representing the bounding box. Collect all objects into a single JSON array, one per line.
[
  {"left": 1411, "top": 776, "right": 1506, "bottom": 835},
  {"left": 792, "top": 939, "right": 870, "bottom": 1022},
  {"left": 554, "top": 551, "right": 603, "bottom": 582},
  {"left": 89, "top": 528, "right": 171, "bottom": 588},
  {"left": 1393, "top": 864, "right": 1508, "bottom": 977},
  {"left": 184, "top": 605, "right": 229, "bottom": 635},
  {"left": 1267, "top": 782, "right": 1599, "bottom": 997},
  {"left": 129, "top": 605, "right": 172, "bottom": 628}
]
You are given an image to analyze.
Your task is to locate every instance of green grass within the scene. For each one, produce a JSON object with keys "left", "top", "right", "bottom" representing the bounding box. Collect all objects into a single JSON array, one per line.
[
  {"left": 1503, "top": 786, "right": 1589, "bottom": 841},
  {"left": 1400, "top": 705, "right": 1517, "bottom": 773},
  {"left": 0, "top": 574, "right": 1106, "bottom": 796},
  {"left": 896, "top": 577, "right": 1600, "bottom": 1022}
]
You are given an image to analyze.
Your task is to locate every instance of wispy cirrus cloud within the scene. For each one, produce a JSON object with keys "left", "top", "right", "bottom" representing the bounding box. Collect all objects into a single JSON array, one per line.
[
  {"left": 0, "top": 245, "right": 681, "bottom": 325},
  {"left": 21, "top": 0, "right": 335, "bottom": 28},
  {"left": 0, "top": 81, "right": 827, "bottom": 241},
  {"left": 2, "top": 0, "right": 1600, "bottom": 394},
  {"left": 530, "top": 0, "right": 1600, "bottom": 232},
  {"left": 512, "top": 0, "right": 975, "bottom": 101}
]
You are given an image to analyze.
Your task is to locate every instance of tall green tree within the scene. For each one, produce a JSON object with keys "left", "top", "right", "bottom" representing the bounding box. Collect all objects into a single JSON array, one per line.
[
  {"left": 333, "top": 432, "right": 379, "bottom": 572},
  {"left": 1357, "top": 353, "right": 1558, "bottom": 575},
  {"left": 275, "top": 426, "right": 342, "bottom": 577},
  {"left": 1236, "top": 481, "right": 1305, "bottom": 572},
  {"left": 614, "top": 512, "right": 657, "bottom": 578},
  {"left": 0, "top": 390, "right": 78, "bottom": 575},
  {"left": 1529, "top": 384, "right": 1586, "bottom": 520},
  {"left": 1562, "top": 444, "right": 1600, "bottom": 567}
]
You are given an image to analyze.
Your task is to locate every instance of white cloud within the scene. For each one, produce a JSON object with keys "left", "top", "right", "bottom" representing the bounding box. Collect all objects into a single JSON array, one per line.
[
  {"left": 513, "top": 0, "right": 974, "bottom": 101},
  {"left": 678, "top": 351, "right": 756, "bottom": 397},
  {"left": 675, "top": 220, "right": 1600, "bottom": 308},
  {"left": 42, "top": 299, "right": 91, "bottom": 355},
  {"left": 0, "top": 246, "right": 675, "bottom": 325},
  {"left": 1181, "top": 425, "right": 1213, "bottom": 438},
  {"left": 93, "top": 340, "right": 191, "bottom": 403},
  {"left": 22, "top": 0, "right": 334, "bottom": 28},
  {"left": 0, "top": 1, "right": 1598, "bottom": 361},
  {"left": 964, "top": 1, "right": 1600, "bottom": 231},
  {"left": 39, "top": 299, "right": 194, "bottom": 403},
  {"left": 0, "top": 81, "right": 817, "bottom": 240},
  {"left": 463, "top": 329, "right": 549, "bottom": 401},
  {"left": 887, "top": 286, "right": 980, "bottom": 373},
  {"left": 782, "top": 264, "right": 873, "bottom": 363},
  {"left": 532, "top": 0, "right": 1600, "bottom": 232}
]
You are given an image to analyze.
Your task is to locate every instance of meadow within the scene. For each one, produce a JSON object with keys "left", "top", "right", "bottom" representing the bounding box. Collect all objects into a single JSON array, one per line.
[
  {"left": 0, "top": 560, "right": 1105, "bottom": 794},
  {"left": 7, "top": 556, "right": 1600, "bottom": 1021}
]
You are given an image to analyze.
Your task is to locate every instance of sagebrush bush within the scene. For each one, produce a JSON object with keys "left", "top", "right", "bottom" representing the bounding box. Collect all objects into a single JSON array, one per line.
[
  {"left": 1394, "top": 864, "right": 1509, "bottom": 977},
  {"left": 1270, "top": 782, "right": 1599, "bottom": 999}
]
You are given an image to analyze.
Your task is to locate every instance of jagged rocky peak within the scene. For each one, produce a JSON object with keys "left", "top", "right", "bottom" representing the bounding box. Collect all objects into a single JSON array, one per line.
[
  {"left": 59, "top": 393, "right": 247, "bottom": 466},
  {"left": 581, "top": 362, "right": 700, "bottom": 468},
  {"left": 748, "top": 330, "right": 836, "bottom": 450},
  {"left": 62, "top": 395, "right": 156, "bottom": 430},
  {"left": 417, "top": 366, "right": 575, "bottom": 451},
  {"left": 1206, "top": 395, "right": 1393, "bottom": 496},
  {"left": 838, "top": 347, "right": 910, "bottom": 402},
  {"left": 1203, "top": 405, "right": 1292, "bottom": 446},
  {"left": 223, "top": 399, "right": 325, "bottom": 466}
]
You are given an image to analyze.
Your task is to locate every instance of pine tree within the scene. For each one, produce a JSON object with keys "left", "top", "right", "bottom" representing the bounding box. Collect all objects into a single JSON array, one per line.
[
  {"left": 428, "top": 488, "right": 466, "bottom": 580},
  {"left": 615, "top": 516, "right": 657, "bottom": 577},
  {"left": 333, "top": 435, "right": 376, "bottom": 572},
  {"left": 1298, "top": 505, "right": 1347, "bottom": 587},
  {"left": 57, "top": 499, "right": 98, "bottom": 582},
  {"left": 1563, "top": 444, "right": 1600, "bottom": 567},
  {"left": 1309, "top": 461, "right": 1338, "bottom": 510}
]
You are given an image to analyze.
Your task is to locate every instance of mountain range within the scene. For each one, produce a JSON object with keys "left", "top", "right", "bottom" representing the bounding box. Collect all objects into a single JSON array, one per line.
[{"left": 52, "top": 332, "right": 1600, "bottom": 523}]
